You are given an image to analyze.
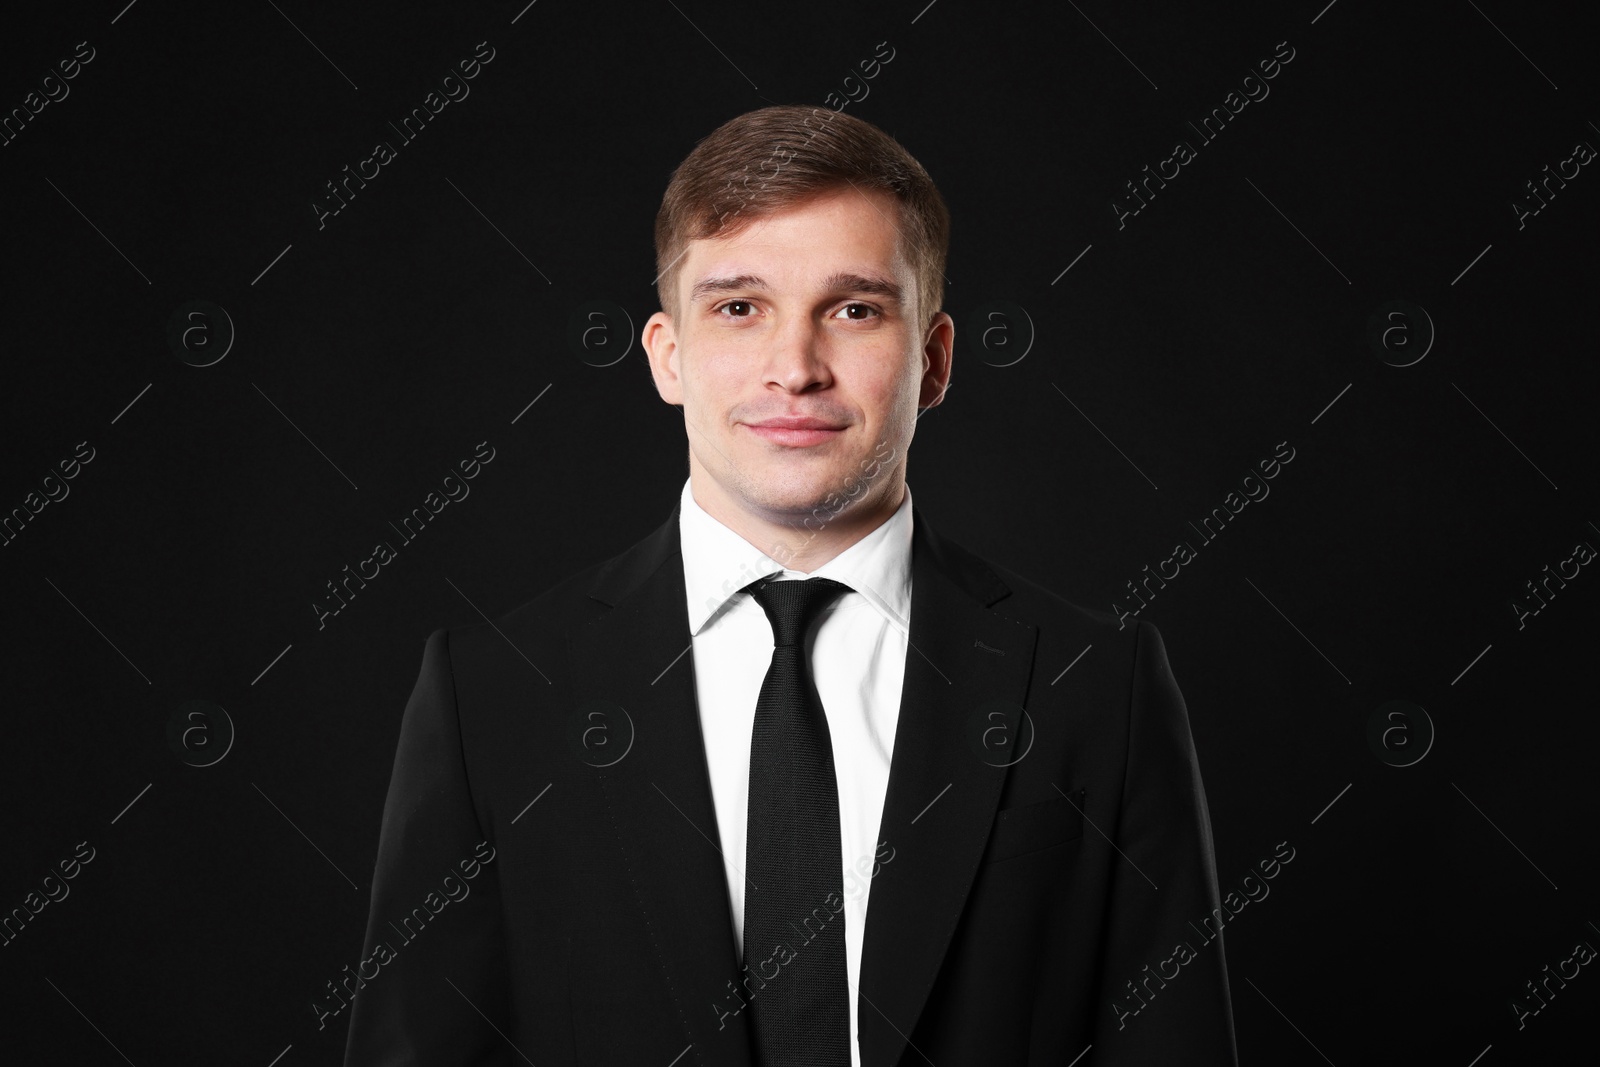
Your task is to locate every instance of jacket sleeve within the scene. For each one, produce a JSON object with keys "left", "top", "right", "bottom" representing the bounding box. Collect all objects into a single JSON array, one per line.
[
  {"left": 1086, "top": 620, "right": 1239, "bottom": 1064},
  {"left": 341, "top": 628, "right": 514, "bottom": 1066}
]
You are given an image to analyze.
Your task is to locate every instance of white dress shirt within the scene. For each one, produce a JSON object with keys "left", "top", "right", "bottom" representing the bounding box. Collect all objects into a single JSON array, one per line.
[{"left": 678, "top": 476, "right": 913, "bottom": 1065}]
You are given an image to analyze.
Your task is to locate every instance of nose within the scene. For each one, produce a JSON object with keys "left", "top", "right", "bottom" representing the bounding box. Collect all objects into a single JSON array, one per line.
[{"left": 763, "top": 314, "right": 833, "bottom": 393}]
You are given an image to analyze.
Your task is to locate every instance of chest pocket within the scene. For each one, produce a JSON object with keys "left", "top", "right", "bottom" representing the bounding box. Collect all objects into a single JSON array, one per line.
[{"left": 984, "top": 790, "right": 1085, "bottom": 863}]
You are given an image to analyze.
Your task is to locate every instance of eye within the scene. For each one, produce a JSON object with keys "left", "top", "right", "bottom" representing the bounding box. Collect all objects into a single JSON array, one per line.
[
  {"left": 713, "top": 300, "right": 757, "bottom": 318},
  {"left": 834, "top": 303, "right": 880, "bottom": 321}
]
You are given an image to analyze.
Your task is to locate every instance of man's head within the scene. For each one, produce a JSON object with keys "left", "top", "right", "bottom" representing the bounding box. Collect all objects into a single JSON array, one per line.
[
  {"left": 643, "top": 105, "right": 954, "bottom": 554},
  {"left": 652, "top": 105, "right": 950, "bottom": 334}
]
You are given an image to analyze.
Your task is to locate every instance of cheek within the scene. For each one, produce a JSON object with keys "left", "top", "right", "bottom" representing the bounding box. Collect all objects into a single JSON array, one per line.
[
  {"left": 686, "top": 355, "right": 757, "bottom": 419},
  {"left": 853, "top": 339, "right": 915, "bottom": 388},
  {"left": 699, "top": 357, "right": 749, "bottom": 400}
]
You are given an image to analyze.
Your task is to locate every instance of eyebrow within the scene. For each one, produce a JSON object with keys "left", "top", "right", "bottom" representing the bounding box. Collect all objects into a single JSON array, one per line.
[{"left": 687, "top": 271, "right": 903, "bottom": 305}]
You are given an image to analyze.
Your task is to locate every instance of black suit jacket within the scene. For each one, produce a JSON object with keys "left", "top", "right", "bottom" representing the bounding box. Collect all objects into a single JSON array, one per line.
[{"left": 340, "top": 500, "right": 1239, "bottom": 1065}]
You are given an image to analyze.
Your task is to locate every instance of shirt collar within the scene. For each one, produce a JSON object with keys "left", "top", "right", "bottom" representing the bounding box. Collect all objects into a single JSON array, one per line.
[{"left": 679, "top": 476, "right": 914, "bottom": 639}]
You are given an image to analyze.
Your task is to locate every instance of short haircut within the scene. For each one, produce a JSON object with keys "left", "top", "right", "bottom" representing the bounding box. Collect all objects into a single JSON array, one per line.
[{"left": 654, "top": 105, "right": 950, "bottom": 333}]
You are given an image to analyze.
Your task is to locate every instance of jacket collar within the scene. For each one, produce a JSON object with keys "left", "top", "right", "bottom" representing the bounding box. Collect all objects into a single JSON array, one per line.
[{"left": 586, "top": 495, "right": 1011, "bottom": 612}]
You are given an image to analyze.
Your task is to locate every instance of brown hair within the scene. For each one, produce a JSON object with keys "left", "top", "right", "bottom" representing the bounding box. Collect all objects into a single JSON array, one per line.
[{"left": 654, "top": 105, "right": 949, "bottom": 332}]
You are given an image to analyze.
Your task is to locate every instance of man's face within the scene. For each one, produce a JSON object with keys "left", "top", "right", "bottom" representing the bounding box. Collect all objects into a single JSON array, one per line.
[{"left": 644, "top": 187, "right": 952, "bottom": 531}]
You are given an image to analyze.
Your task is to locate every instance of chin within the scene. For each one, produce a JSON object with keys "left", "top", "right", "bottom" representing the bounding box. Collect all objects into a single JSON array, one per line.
[{"left": 739, "top": 473, "right": 842, "bottom": 520}]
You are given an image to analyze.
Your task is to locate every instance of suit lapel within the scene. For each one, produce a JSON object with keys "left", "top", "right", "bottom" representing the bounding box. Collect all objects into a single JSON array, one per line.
[
  {"left": 566, "top": 502, "right": 755, "bottom": 1067},
  {"left": 566, "top": 501, "right": 1036, "bottom": 1067},
  {"left": 857, "top": 506, "right": 1038, "bottom": 1067}
]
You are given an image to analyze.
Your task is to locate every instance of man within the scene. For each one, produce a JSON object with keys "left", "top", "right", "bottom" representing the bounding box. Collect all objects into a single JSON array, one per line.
[{"left": 341, "top": 105, "right": 1238, "bottom": 1066}]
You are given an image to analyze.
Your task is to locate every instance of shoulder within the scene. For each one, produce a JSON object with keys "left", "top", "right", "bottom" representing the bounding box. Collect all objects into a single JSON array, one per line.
[
  {"left": 440, "top": 523, "right": 671, "bottom": 667},
  {"left": 941, "top": 527, "right": 1132, "bottom": 639},
  {"left": 951, "top": 537, "right": 1172, "bottom": 685}
]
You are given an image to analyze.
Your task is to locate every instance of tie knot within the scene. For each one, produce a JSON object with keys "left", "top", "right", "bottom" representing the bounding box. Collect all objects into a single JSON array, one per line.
[{"left": 744, "top": 576, "right": 852, "bottom": 647}]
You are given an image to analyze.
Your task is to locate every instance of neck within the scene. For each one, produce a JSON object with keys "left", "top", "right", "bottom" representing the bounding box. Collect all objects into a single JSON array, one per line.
[{"left": 687, "top": 461, "right": 906, "bottom": 574}]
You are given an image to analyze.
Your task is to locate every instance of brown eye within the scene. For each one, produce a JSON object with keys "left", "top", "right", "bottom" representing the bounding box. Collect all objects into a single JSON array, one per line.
[
  {"left": 835, "top": 303, "right": 879, "bottom": 320},
  {"left": 717, "top": 300, "right": 754, "bottom": 317}
]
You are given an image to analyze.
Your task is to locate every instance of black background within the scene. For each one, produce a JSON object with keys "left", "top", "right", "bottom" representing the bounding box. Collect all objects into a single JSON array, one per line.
[{"left": 2, "top": 0, "right": 1595, "bottom": 1063}]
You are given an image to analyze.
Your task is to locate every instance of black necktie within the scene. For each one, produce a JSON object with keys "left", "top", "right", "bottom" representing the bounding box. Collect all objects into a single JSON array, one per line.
[{"left": 741, "top": 575, "right": 854, "bottom": 1067}]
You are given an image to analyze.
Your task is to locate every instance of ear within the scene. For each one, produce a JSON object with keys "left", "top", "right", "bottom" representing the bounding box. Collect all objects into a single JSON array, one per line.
[
  {"left": 643, "top": 310, "right": 683, "bottom": 406},
  {"left": 918, "top": 310, "right": 954, "bottom": 409}
]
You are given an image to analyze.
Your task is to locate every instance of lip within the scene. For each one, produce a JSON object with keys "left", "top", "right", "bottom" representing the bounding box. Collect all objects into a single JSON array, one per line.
[{"left": 743, "top": 417, "right": 846, "bottom": 447}]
